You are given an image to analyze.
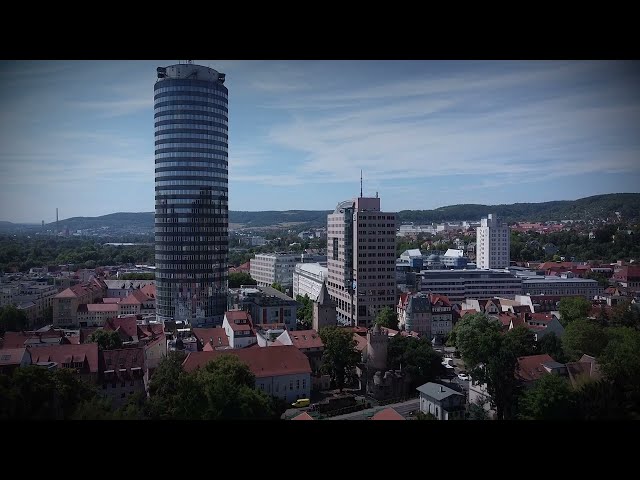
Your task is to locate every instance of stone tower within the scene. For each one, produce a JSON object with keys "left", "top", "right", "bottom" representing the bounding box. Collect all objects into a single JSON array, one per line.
[
  {"left": 312, "top": 282, "right": 337, "bottom": 332},
  {"left": 366, "top": 323, "right": 389, "bottom": 371}
]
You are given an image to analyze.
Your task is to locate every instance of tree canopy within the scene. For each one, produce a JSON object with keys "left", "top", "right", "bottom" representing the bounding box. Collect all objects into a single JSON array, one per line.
[
  {"left": 88, "top": 329, "right": 123, "bottom": 350},
  {"left": 454, "top": 313, "right": 535, "bottom": 420},
  {"left": 562, "top": 318, "right": 608, "bottom": 361},
  {"left": 228, "top": 271, "right": 257, "bottom": 288},
  {"left": 296, "top": 294, "right": 313, "bottom": 329},
  {"left": 0, "top": 305, "right": 28, "bottom": 336},
  {"left": 558, "top": 297, "right": 591, "bottom": 327},
  {"left": 387, "top": 335, "right": 441, "bottom": 389},
  {"left": 518, "top": 374, "right": 577, "bottom": 420},
  {"left": 319, "top": 326, "right": 360, "bottom": 392},
  {"left": 375, "top": 306, "right": 399, "bottom": 331}
]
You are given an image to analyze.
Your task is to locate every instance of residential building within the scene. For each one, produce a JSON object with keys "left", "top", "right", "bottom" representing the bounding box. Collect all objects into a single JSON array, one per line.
[
  {"left": 28, "top": 343, "right": 100, "bottom": 384},
  {"left": 192, "top": 327, "right": 230, "bottom": 351},
  {"left": 222, "top": 311, "right": 257, "bottom": 349},
  {"left": 292, "top": 262, "right": 328, "bottom": 301},
  {"left": 182, "top": 345, "right": 312, "bottom": 403},
  {"left": 476, "top": 213, "right": 510, "bottom": 270},
  {"left": 250, "top": 252, "right": 326, "bottom": 290},
  {"left": 327, "top": 195, "right": 397, "bottom": 327},
  {"left": 508, "top": 312, "right": 565, "bottom": 340},
  {"left": 143, "top": 333, "right": 167, "bottom": 392},
  {"left": 399, "top": 292, "right": 431, "bottom": 337},
  {"left": 104, "top": 280, "right": 155, "bottom": 299},
  {"left": 416, "top": 382, "right": 466, "bottom": 420},
  {"left": 76, "top": 303, "right": 119, "bottom": 327},
  {"left": 612, "top": 265, "right": 640, "bottom": 290},
  {"left": 99, "top": 347, "right": 145, "bottom": 408},
  {"left": 52, "top": 278, "right": 107, "bottom": 327},
  {"left": 117, "top": 289, "right": 156, "bottom": 317},
  {"left": 0, "top": 348, "right": 32, "bottom": 374},
  {"left": 419, "top": 269, "right": 522, "bottom": 303},
  {"left": 154, "top": 62, "right": 229, "bottom": 326},
  {"left": 231, "top": 285, "right": 298, "bottom": 330}
]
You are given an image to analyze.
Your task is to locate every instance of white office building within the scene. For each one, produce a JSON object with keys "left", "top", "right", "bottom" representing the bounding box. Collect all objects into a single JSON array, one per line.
[
  {"left": 250, "top": 253, "right": 325, "bottom": 289},
  {"left": 476, "top": 213, "right": 510, "bottom": 270},
  {"left": 292, "top": 263, "right": 328, "bottom": 301},
  {"left": 420, "top": 269, "right": 522, "bottom": 303}
]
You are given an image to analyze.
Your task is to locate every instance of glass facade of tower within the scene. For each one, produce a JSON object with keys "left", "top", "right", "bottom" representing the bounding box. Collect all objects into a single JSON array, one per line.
[{"left": 154, "top": 63, "right": 228, "bottom": 326}]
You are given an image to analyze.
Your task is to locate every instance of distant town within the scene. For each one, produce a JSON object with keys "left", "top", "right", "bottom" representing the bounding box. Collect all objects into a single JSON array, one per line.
[{"left": 1, "top": 62, "right": 639, "bottom": 421}]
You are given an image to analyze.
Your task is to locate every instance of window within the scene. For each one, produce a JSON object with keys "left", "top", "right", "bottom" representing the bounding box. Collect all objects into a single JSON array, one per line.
[
  {"left": 290, "top": 381, "right": 294, "bottom": 390},
  {"left": 130, "top": 381, "right": 134, "bottom": 387},
  {"left": 121, "top": 381, "right": 125, "bottom": 387},
  {"left": 296, "top": 379, "right": 300, "bottom": 390},
  {"left": 121, "top": 393, "right": 126, "bottom": 398}
]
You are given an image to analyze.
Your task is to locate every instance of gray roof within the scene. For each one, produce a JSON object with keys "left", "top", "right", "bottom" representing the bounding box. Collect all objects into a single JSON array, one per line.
[
  {"left": 316, "top": 282, "right": 335, "bottom": 306},
  {"left": 406, "top": 293, "right": 430, "bottom": 314},
  {"left": 416, "top": 382, "right": 463, "bottom": 400}
]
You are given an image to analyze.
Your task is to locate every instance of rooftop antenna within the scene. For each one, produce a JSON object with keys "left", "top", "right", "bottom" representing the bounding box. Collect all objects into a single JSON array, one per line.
[
  {"left": 56, "top": 208, "right": 59, "bottom": 234},
  {"left": 360, "top": 170, "right": 363, "bottom": 198},
  {"left": 187, "top": 59, "right": 193, "bottom": 64}
]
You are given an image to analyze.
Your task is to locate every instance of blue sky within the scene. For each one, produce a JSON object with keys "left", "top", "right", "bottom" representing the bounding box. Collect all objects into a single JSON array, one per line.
[{"left": 0, "top": 60, "right": 639, "bottom": 223}]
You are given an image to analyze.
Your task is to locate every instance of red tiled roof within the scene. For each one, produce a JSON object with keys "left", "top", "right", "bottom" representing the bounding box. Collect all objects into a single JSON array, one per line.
[
  {"left": 498, "top": 313, "right": 515, "bottom": 327},
  {"left": 183, "top": 345, "right": 311, "bottom": 378},
  {"left": 102, "top": 298, "right": 120, "bottom": 304},
  {"left": 516, "top": 354, "right": 555, "bottom": 382},
  {"left": 224, "top": 311, "right": 253, "bottom": 331},
  {"left": 429, "top": 294, "right": 451, "bottom": 306},
  {"left": 1, "top": 331, "right": 65, "bottom": 349},
  {"left": 290, "top": 330, "right": 323, "bottom": 350},
  {"left": 192, "top": 328, "right": 229, "bottom": 349},
  {"left": 371, "top": 407, "right": 405, "bottom": 421},
  {"left": 529, "top": 313, "right": 555, "bottom": 323},
  {"left": 140, "top": 283, "right": 156, "bottom": 298},
  {"left": 398, "top": 293, "right": 409, "bottom": 309},
  {"left": 54, "top": 287, "right": 78, "bottom": 299},
  {"left": 120, "top": 289, "right": 149, "bottom": 305},
  {"left": 380, "top": 327, "right": 399, "bottom": 337},
  {"left": 291, "top": 412, "right": 314, "bottom": 420},
  {"left": 353, "top": 334, "right": 368, "bottom": 352},
  {"left": 104, "top": 317, "right": 138, "bottom": 339},
  {"left": 100, "top": 347, "right": 144, "bottom": 373},
  {"left": 459, "top": 309, "right": 478, "bottom": 317},
  {"left": 85, "top": 303, "right": 119, "bottom": 312},
  {"left": 28, "top": 343, "right": 99, "bottom": 373},
  {"left": 137, "top": 323, "right": 164, "bottom": 339},
  {"left": 144, "top": 333, "right": 166, "bottom": 350},
  {"left": 0, "top": 348, "right": 29, "bottom": 365}
]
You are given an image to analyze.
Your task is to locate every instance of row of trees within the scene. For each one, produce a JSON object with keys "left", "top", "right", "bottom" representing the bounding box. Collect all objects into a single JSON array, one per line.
[
  {"left": 510, "top": 223, "right": 640, "bottom": 262},
  {"left": 0, "top": 235, "right": 154, "bottom": 272}
]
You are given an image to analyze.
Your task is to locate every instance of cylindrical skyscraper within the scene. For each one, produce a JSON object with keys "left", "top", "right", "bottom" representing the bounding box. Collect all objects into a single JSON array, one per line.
[{"left": 154, "top": 62, "right": 228, "bottom": 326}]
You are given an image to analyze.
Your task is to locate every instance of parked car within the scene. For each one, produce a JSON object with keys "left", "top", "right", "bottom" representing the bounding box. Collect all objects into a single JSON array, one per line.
[{"left": 457, "top": 373, "right": 469, "bottom": 381}]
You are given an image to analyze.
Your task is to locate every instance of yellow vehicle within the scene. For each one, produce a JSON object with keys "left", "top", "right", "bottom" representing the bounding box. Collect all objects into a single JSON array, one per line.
[{"left": 291, "top": 398, "right": 310, "bottom": 408}]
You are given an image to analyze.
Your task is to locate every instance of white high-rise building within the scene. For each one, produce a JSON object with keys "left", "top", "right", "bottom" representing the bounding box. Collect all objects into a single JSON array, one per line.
[{"left": 476, "top": 213, "right": 510, "bottom": 270}]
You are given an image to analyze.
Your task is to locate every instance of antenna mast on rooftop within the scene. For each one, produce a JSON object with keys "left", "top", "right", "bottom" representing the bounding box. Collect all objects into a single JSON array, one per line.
[{"left": 360, "top": 170, "right": 363, "bottom": 198}]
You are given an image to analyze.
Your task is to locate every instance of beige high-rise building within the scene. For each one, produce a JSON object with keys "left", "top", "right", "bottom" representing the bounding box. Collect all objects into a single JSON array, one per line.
[
  {"left": 326, "top": 196, "right": 397, "bottom": 327},
  {"left": 476, "top": 213, "right": 510, "bottom": 270}
]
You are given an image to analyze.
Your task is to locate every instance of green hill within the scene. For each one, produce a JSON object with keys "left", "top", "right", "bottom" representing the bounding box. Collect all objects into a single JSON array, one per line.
[{"left": 4, "top": 193, "right": 638, "bottom": 233}]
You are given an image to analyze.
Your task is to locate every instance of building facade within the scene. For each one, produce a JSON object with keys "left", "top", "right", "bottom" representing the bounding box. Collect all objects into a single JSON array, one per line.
[
  {"left": 154, "top": 62, "right": 229, "bottom": 326},
  {"left": 250, "top": 253, "right": 326, "bottom": 290},
  {"left": 419, "top": 269, "right": 522, "bottom": 303},
  {"left": 292, "top": 263, "right": 328, "bottom": 301},
  {"left": 327, "top": 196, "right": 397, "bottom": 327},
  {"left": 476, "top": 213, "right": 510, "bottom": 270}
]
